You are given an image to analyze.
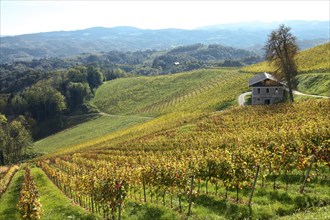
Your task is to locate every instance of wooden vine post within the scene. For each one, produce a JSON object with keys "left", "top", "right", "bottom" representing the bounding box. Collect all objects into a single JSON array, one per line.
[
  {"left": 300, "top": 155, "right": 316, "bottom": 194},
  {"left": 248, "top": 165, "right": 260, "bottom": 206},
  {"left": 187, "top": 175, "right": 194, "bottom": 218}
]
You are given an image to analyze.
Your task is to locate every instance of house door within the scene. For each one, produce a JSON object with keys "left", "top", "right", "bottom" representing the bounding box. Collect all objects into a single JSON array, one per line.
[{"left": 264, "top": 99, "right": 271, "bottom": 105}]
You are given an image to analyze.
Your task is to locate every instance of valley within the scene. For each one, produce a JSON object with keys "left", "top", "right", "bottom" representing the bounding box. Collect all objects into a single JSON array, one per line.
[{"left": 0, "top": 30, "right": 329, "bottom": 219}]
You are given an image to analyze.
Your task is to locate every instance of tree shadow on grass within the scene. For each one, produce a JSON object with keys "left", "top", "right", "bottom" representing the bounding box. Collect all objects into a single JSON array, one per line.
[
  {"left": 124, "top": 202, "right": 179, "bottom": 220},
  {"left": 194, "top": 194, "right": 250, "bottom": 219}
]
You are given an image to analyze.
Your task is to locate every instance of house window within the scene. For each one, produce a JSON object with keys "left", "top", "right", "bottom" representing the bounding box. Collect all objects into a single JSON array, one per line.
[
  {"left": 257, "top": 88, "right": 260, "bottom": 93},
  {"left": 266, "top": 88, "right": 270, "bottom": 93},
  {"left": 275, "top": 88, "right": 278, "bottom": 93}
]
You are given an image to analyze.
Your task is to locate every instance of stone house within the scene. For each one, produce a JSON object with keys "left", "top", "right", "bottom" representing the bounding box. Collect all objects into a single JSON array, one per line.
[{"left": 248, "top": 72, "right": 285, "bottom": 105}]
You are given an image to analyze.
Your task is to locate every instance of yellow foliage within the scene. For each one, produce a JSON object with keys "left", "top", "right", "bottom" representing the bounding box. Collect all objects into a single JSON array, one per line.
[{"left": 241, "top": 42, "right": 330, "bottom": 73}]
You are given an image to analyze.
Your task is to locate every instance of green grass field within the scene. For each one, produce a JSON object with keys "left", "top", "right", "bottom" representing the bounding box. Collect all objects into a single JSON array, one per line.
[
  {"left": 33, "top": 115, "right": 150, "bottom": 155},
  {"left": 242, "top": 42, "right": 330, "bottom": 74},
  {"left": 296, "top": 73, "right": 330, "bottom": 96},
  {"left": 278, "top": 205, "right": 330, "bottom": 220},
  {"left": 31, "top": 166, "right": 101, "bottom": 220},
  {"left": 0, "top": 169, "right": 23, "bottom": 219}
]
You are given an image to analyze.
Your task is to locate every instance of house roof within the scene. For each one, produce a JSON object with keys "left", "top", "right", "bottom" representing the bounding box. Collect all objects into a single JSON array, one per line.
[{"left": 248, "top": 72, "right": 284, "bottom": 87}]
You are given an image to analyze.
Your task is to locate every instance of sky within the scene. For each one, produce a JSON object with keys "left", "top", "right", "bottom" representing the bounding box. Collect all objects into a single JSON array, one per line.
[{"left": 1, "top": 0, "right": 329, "bottom": 36}]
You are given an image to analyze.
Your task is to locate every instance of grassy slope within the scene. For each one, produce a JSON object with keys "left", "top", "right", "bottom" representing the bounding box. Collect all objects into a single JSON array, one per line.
[
  {"left": 0, "top": 169, "right": 23, "bottom": 219},
  {"left": 242, "top": 42, "right": 330, "bottom": 73},
  {"left": 34, "top": 115, "right": 150, "bottom": 155},
  {"left": 0, "top": 166, "right": 101, "bottom": 220},
  {"left": 241, "top": 42, "right": 330, "bottom": 96},
  {"left": 35, "top": 68, "right": 251, "bottom": 157},
  {"left": 39, "top": 69, "right": 252, "bottom": 157},
  {"left": 31, "top": 166, "right": 101, "bottom": 220},
  {"left": 26, "top": 43, "right": 328, "bottom": 218},
  {"left": 278, "top": 205, "right": 330, "bottom": 220},
  {"left": 295, "top": 73, "right": 330, "bottom": 96},
  {"left": 92, "top": 68, "right": 251, "bottom": 116},
  {"left": 34, "top": 40, "right": 329, "bottom": 157},
  {"left": 42, "top": 99, "right": 330, "bottom": 220}
]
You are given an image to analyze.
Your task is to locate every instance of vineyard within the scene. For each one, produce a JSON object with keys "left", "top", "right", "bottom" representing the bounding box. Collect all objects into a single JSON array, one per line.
[
  {"left": 33, "top": 115, "right": 150, "bottom": 155},
  {"left": 1, "top": 64, "right": 329, "bottom": 219},
  {"left": 0, "top": 165, "right": 21, "bottom": 197},
  {"left": 91, "top": 68, "right": 251, "bottom": 116},
  {"left": 34, "top": 99, "right": 330, "bottom": 219},
  {"left": 242, "top": 42, "right": 330, "bottom": 74},
  {"left": 34, "top": 68, "right": 252, "bottom": 156}
]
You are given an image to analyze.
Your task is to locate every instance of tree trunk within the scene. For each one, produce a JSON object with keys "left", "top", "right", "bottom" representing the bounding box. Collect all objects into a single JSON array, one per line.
[
  {"left": 286, "top": 73, "right": 294, "bottom": 103},
  {"left": 0, "top": 150, "right": 4, "bottom": 165}
]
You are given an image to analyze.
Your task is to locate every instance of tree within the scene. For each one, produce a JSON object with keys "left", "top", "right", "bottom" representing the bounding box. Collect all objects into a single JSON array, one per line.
[
  {"left": 87, "top": 66, "right": 104, "bottom": 90},
  {"left": 0, "top": 114, "right": 33, "bottom": 165},
  {"left": 66, "top": 82, "right": 90, "bottom": 108},
  {"left": 12, "top": 84, "right": 66, "bottom": 122},
  {"left": 0, "top": 114, "right": 8, "bottom": 165},
  {"left": 265, "top": 24, "right": 298, "bottom": 103},
  {"left": 67, "top": 67, "right": 88, "bottom": 83}
]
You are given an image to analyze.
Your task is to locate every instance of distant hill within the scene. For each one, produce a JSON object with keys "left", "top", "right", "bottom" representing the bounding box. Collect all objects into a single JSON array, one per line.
[
  {"left": 1, "top": 20, "right": 328, "bottom": 64},
  {"left": 0, "top": 43, "right": 257, "bottom": 93},
  {"left": 242, "top": 42, "right": 330, "bottom": 73}
]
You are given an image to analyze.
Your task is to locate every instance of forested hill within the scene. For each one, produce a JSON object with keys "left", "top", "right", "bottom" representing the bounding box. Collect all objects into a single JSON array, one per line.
[
  {"left": 1, "top": 20, "right": 328, "bottom": 64},
  {"left": 0, "top": 43, "right": 258, "bottom": 93}
]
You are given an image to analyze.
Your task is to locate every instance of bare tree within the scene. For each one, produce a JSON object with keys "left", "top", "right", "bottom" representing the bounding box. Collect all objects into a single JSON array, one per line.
[{"left": 265, "top": 24, "right": 298, "bottom": 103}]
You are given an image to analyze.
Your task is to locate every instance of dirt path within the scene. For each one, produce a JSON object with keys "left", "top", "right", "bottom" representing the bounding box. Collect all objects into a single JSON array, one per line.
[
  {"left": 291, "top": 90, "right": 330, "bottom": 99},
  {"left": 98, "top": 111, "right": 154, "bottom": 119},
  {"left": 238, "top": 92, "right": 252, "bottom": 106},
  {"left": 68, "top": 111, "right": 154, "bottom": 120}
]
